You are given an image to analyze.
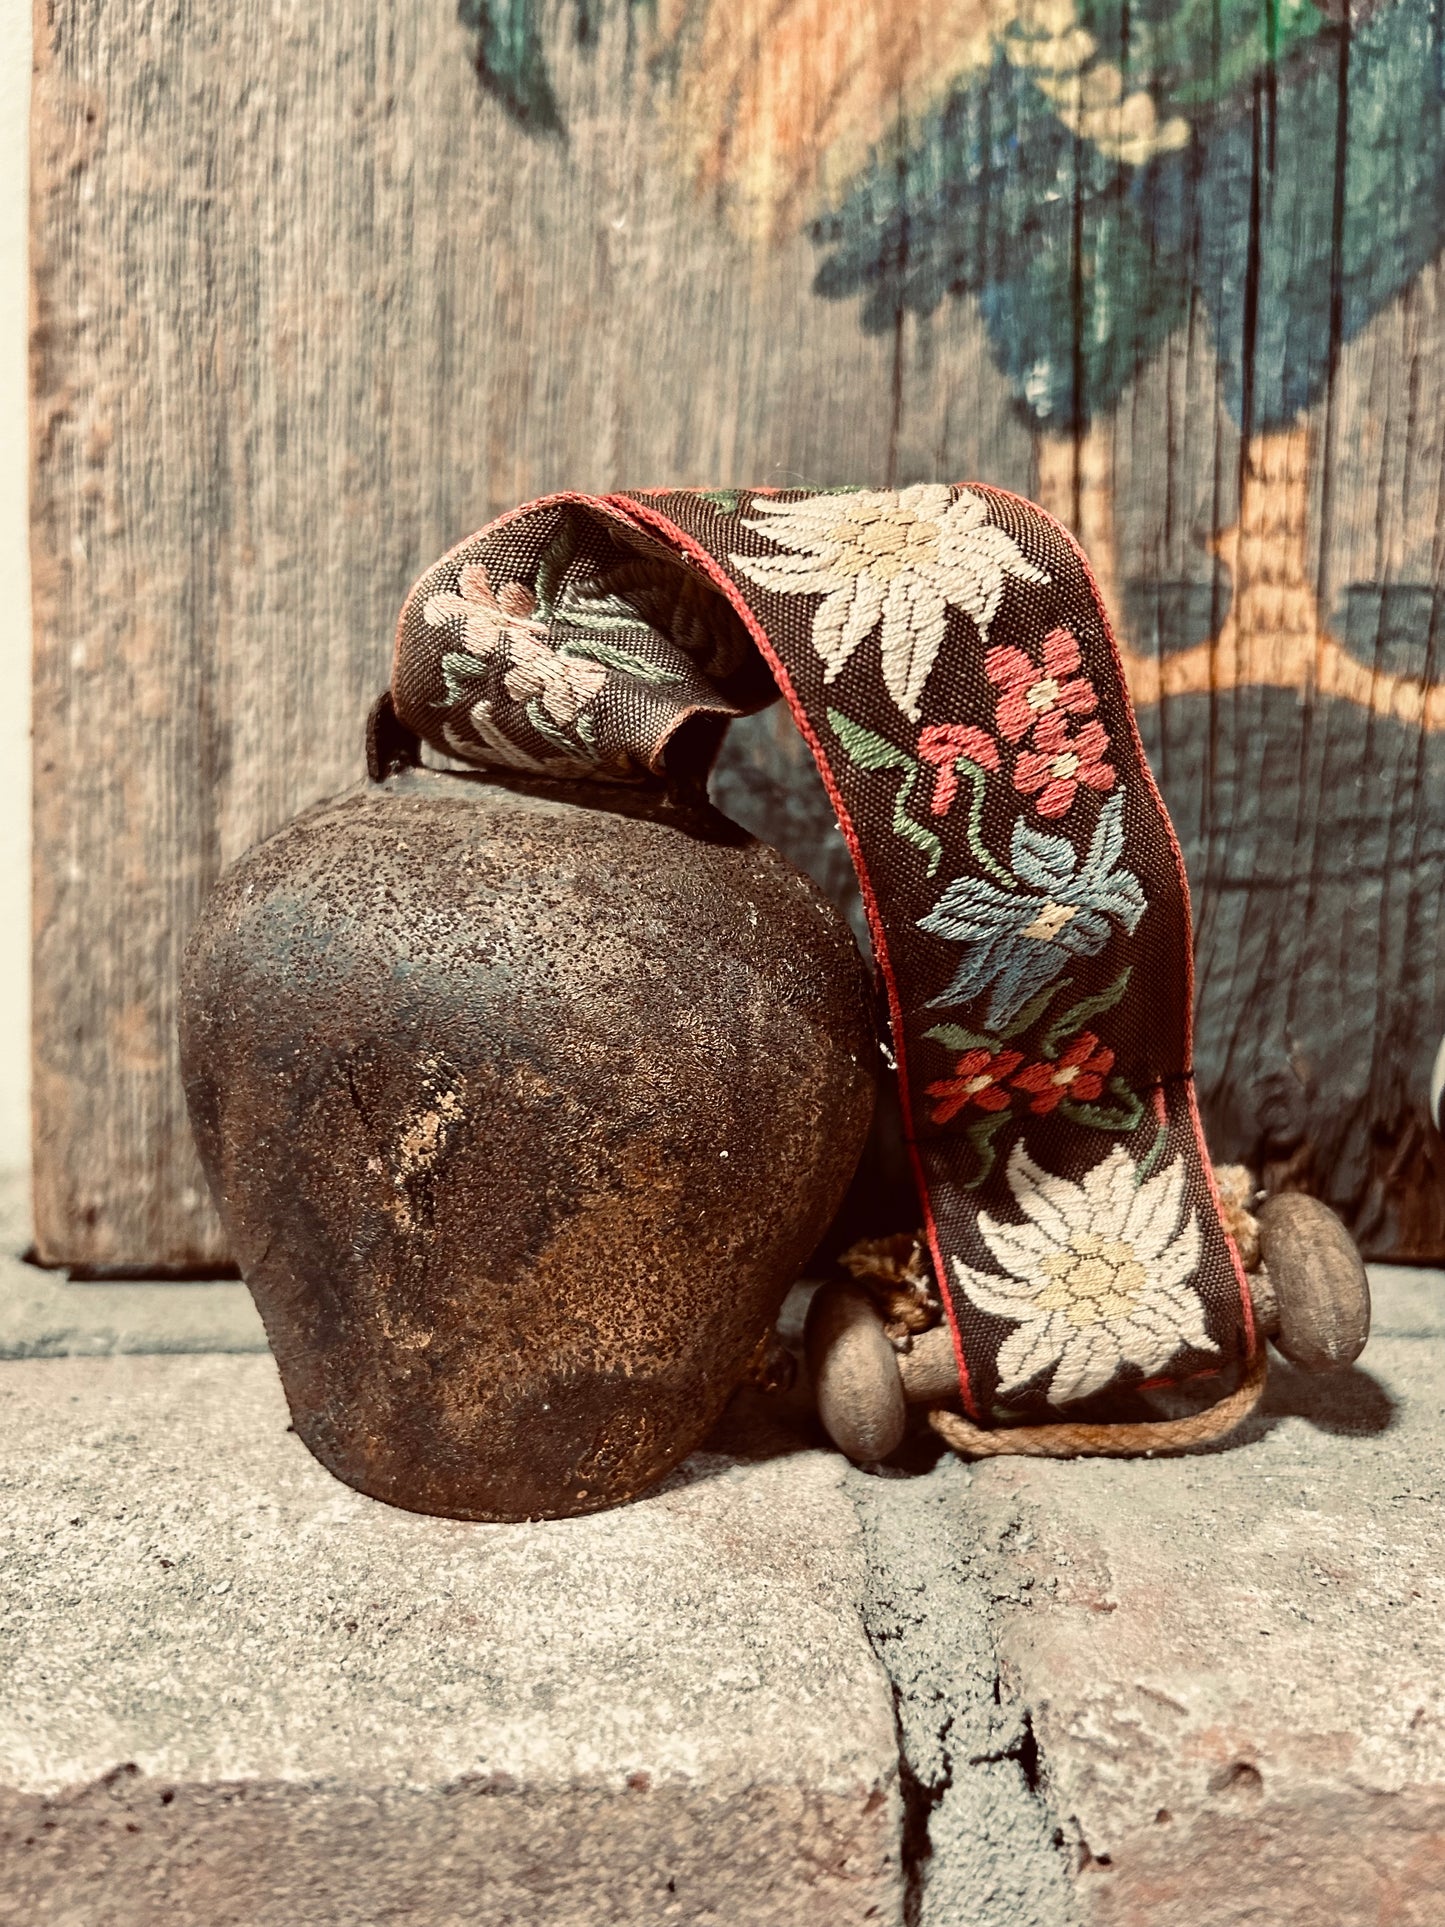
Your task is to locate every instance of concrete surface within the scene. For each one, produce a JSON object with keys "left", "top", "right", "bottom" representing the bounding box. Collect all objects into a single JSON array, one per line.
[
  {"left": 0, "top": 1172, "right": 264, "bottom": 1357},
  {"left": 0, "top": 1353, "right": 901, "bottom": 1926},
  {"left": 0, "top": 1261, "right": 265, "bottom": 1358},
  {"left": 850, "top": 1460, "right": 1076, "bottom": 1927},
  {"left": 4, "top": 1158, "right": 1445, "bottom": 1927},
  {"left": 915, "top": 1266, "right": 1445, "bottom": 1927}
]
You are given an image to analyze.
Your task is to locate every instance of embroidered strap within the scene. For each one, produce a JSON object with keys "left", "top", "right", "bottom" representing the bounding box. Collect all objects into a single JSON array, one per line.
[{"left": 391, "top": 485, "right": 1258, "bottom": 1426}]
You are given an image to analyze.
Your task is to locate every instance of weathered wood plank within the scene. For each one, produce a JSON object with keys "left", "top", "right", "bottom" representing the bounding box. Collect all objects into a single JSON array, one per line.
[
  {"left": 32, "top": 0, "right": 1445, "bottom": 1263},
  {"left": 29, "top": 0, "right": 914, "bottom": 1264}
]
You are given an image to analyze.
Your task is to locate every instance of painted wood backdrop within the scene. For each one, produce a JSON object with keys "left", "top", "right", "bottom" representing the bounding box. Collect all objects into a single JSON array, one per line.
[{"left": 31, "top": 0, "right": 1445, "bottom": 1266}]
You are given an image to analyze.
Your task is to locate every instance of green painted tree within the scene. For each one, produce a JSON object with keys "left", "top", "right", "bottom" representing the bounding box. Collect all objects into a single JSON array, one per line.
[{"left": 812, "top": 0, "right": 1445, "bottom": 436}]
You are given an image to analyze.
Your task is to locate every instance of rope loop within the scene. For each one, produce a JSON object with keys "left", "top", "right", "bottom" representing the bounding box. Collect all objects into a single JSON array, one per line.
[{"left": 926, "top": 1347, "right": 1268, "bottom": 1459}]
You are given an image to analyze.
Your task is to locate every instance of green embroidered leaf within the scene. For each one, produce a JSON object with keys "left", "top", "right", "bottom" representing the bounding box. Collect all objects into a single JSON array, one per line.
[
  {"left": 553, "top": 591, "right": 664, "bottom": 635},
  {"left": 925, "top": 1023, "right": 998, "bottom": 1054},
  {"left": 440, "top": 650, "right": 489, "bottom": 707},
  {"left": 827, "top": 710, "right": 913, "bottom": 774},
  {"left": 555, "top": 561, "right": 680, "bottom": 628},
  {"left": 1133, "top": 1117, "right": 1169, "bottom": 1185},
  {"left": 889, "top": 796, "right": 944, "bottom": 876},
  {"left": 697, "top": 489, "right": 742, "bottom": 514},
  {"left": 1059, "top": 1077, "right": 1145, "bottom": 1134},
  {"left": 926, "top": 986, "right": 1069, "bottom": 1073},
  {"left": 533, "top": 514, "right": 581, "bottom": 619},
  {"left": 827, "top": 710, "right": 943, "bottom": 876},
  {"left": 996, "top": 980, "right": 1068, "bottom": 1042},
  {"left": 524, "top": 699, "right": 582, "bottom": 758},
  {"left": 1040, "top": 967, "right": 1133, "bottom": 1059},
  {"left": 561, "top": 561, "right": 751, "bottom": 677},
  {"left": 554, "top": 553, "right": 740, "bottom": 684},
  {"left": 947, "top": 756, "right": 1016, "bottom": 888},
  {"left": 962, "top": 1109, "right": 1011, "bottom": 1191},
  {"left": 558, "top": 635, "right": 684, "bottom": 686}
]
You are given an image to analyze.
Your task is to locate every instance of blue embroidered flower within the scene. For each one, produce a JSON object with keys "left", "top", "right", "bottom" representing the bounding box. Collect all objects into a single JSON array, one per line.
[{"left": 918, "top": 794, "right": 1146, "bottom": 1027}]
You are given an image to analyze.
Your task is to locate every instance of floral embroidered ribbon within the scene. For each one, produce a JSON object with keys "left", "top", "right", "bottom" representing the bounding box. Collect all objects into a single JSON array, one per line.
[{"left": 392, "top": 486, "right": 1256, "bottom": 1424}]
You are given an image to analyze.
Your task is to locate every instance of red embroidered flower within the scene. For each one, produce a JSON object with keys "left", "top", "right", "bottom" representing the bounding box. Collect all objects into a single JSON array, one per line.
[
  {"left": 985, "top": 626, "right": 1097, "bottom": 743},
  {"left": 1010, "top": 1032, "right": 1115, "bottom": 1115},
  {"left": 916, "top": 723, "right": 1000, "bottom": 815},
  {"left": 926, "top": 1047, "right": 1023, "bottom": 1125},
  {"left": 1012, "top": 713, "right": 1115, "bottom": 818}
]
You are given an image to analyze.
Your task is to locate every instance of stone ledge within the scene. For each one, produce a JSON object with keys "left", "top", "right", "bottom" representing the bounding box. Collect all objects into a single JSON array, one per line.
[
  {"left": 0, "top": 1353, "right": 901, "bottom": 1927},
  {"left": 0, "top": 1174, "right": 264, "bottom": 1359},
  {"left": 0, "top": 1260, "right": 265, "bottom": 1358},
  {"left": 950, "top": 1265, "right": 1445, "bottom": 1927},
  {"left": 0, "top": 1777, "right": 894, "bottom": 1927},
  {"left": 4, "top": 1234, "right": 1444, "bottom": 1926}
]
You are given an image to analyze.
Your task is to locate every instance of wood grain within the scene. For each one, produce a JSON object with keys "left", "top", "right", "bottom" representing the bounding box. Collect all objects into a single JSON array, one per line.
[
  {"left": 29, "top": 0, "right": 1028, "bottom": 1264},
  {"left": 31, "top": 0, "right": 1445, "bottom": 1263}
]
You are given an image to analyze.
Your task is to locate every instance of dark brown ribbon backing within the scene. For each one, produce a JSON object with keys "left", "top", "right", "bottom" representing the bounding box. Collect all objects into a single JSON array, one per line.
[{"left": 393, "top": 485, "right": 1255, "bottom": 1423}]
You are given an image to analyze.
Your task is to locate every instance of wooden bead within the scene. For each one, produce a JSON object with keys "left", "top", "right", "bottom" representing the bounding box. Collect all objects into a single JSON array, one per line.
[
  {"left": 805, "top": 1282, "right": 907, "bottom": 1463},
  {"left": 1246, "top": 1262, "right": 1279, "bottom": 1337},
  {"left": 897, "top": 1323, "right": 962, "bottom": 1404},
  {"left": 1255, "top": 1193, "right": 1371, "bottom": 1373}
]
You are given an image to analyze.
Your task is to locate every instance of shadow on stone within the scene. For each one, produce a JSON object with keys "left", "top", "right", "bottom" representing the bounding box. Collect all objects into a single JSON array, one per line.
[
  {"left": 1188, "top": 1356, "right": 1397, "bottom": 1455},
  {"left": 1250, "top": 1357, "right": 1397, "bottom": 1438},
  {"left": 656, "top": 1386, "right": 826, "bottom": 1498}
]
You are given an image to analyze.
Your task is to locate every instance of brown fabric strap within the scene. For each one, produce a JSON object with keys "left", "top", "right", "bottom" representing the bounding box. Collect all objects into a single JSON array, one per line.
[{"left": 391, "top": 485, "right": 1259, "bottom": 1430}]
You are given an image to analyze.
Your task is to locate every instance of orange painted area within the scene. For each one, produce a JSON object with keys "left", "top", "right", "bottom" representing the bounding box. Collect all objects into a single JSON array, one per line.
[
  {"left": 664, "top": 0, "right": 998, "bottom": 241},
  {"left": 1039, "top": 426, "right": 1445, "bottom": 733}
]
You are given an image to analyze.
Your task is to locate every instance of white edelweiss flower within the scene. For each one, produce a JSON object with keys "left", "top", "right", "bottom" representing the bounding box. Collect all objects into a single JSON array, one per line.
[
  {"left": 730, "top": 485, "right": 1049, "bottom": 722},
  {"left": 953, "top": 1143, "right": 1216, "bottom": 1406}
]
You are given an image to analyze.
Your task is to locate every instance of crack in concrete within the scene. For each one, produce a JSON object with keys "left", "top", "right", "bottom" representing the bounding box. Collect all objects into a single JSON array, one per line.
[{"left": 845, "top": 1458, "right": 1079, "bottom": 1927}]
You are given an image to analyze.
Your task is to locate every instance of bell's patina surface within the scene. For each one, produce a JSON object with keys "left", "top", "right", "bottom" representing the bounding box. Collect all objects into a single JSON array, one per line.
[{"left": 179, "top": 730, "right": 876, "bottom": 1521}]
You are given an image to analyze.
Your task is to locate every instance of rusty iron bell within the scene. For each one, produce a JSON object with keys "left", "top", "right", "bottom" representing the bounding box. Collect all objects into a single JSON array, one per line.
[{"left": 179, "top": 700, "right": 877, "bottom": 1520}]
